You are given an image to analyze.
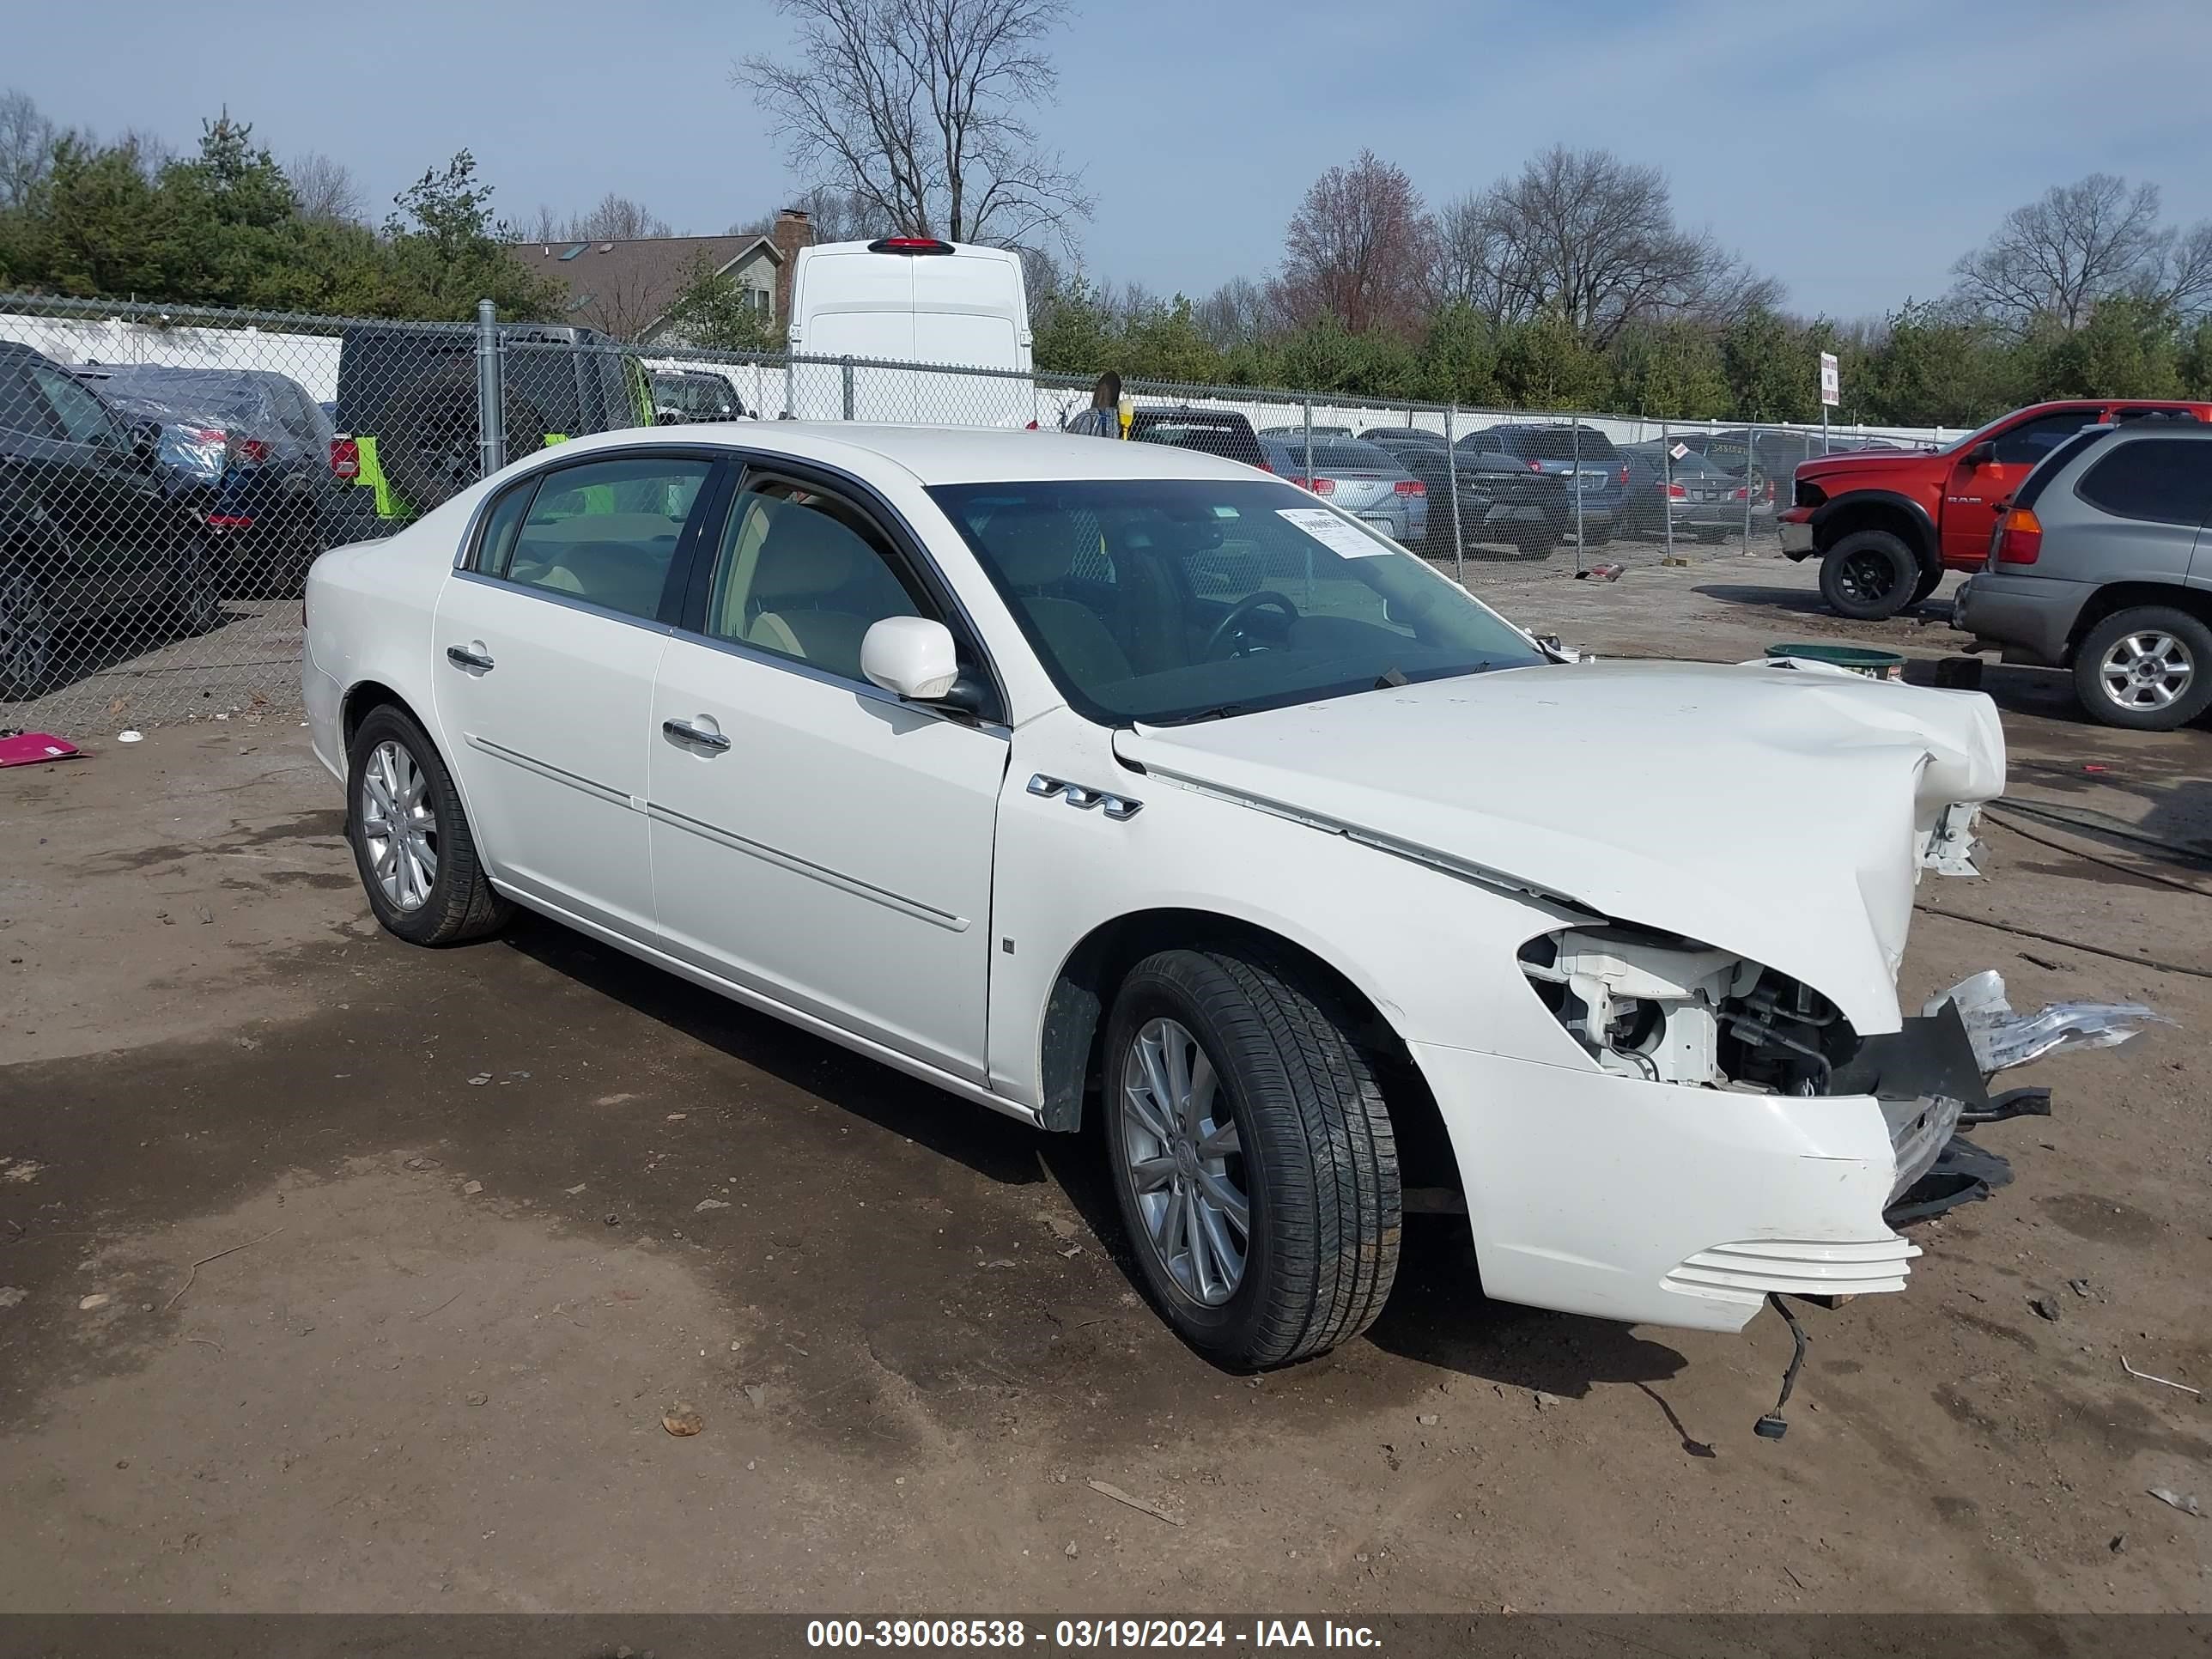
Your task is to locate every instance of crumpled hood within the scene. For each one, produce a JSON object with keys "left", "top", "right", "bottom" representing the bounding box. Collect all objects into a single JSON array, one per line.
[{"left": 1116, "top": 659, "right": 2006, "bottom": 1033}]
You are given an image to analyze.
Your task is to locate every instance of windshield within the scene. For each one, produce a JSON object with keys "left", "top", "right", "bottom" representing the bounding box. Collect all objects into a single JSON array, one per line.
[{"left": 929, "top": 478, "right": 1546, "bottom": 726}]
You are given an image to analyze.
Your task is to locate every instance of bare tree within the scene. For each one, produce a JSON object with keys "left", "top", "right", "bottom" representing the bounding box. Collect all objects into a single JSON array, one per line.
[
  {"left": 0, "top": 88, "right": 56, "bottom": 210},
  {"left": 1194, "top": 276, "right": 1274, "bottom": 348},
  {"left": 2167, "top": 220, "right": 2212, "bottom": 322},
  {"left": 289, "top": 151, "right": 363, "bottom": 224},
  {"left": 566, "top": 191, "right": 675, "bottom": 240},
  {"left": 1952, "top": 173, "right": 2172, "bottom": 332},
  {"left": 735, "top": 0, "right": 1092, "bottom": 251},
  {"left": 528, "top": 203, "right": 563, "bottom": 243},
  {"left": 1269, "top": 151, "right": 1434, "bottom": 335},
  {"left": 729, "top": 185, "right": 878, "bottom": 243},
  {"left": 1458, "top": 146, "right": 1773, "bottom": 343}
]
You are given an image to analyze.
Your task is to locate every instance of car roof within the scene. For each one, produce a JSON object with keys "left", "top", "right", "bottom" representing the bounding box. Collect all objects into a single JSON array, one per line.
[{"left": 528, "top": 422, "right": 1271, "bottom": 485}]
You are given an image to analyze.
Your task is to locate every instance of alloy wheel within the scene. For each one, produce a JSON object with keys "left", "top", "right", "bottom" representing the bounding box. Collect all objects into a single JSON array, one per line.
[
  {"left": 2098, "top": 630, "right": 2194, "bottom": 712},
  {"left": 1837, "top": 550, "right": 1895, "bottom": 605},
  {"left": 1120, "top": 1017, "right": 1249, "bottom": 1306},
  {"left": 359, "top": 739, "right": 439, "bottom": 910}
]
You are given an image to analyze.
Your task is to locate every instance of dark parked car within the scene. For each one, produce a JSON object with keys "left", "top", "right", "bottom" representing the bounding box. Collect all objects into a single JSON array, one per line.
[
  {"left": 652, "top": 368, "right": 747, "bottom": 424},
  {"left": 1258, "top": 423, "right": 1355, "bottom": 441},
  {"left": 1619, "top": 441, "right": 1775, "bottom": 542},
  {"left": 1127, "top": 407, "right": 1267, "bottom": 470},
  {"left": 71, "top": 363, "right": 344, "bottom": 595},
  {"left": 1952, "top": 422, "right": 2212, "bottom": 731},
  {"left": 0, "top": 343, "right": 219, "bottom": 700},
  {"left": 1256, "top": 436, "right": 1428, "bottom": 545},
  {"left": 1461, "top": 422, "right": 1626, "bottom": 544},
  {"left": 1358, "top": 427, "right": 1559, "bottom": 556}
]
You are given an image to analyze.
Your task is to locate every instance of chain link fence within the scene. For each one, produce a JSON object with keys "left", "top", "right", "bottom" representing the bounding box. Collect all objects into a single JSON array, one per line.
[{"left": 0, "top": 292, "right": 1953, "bottom": 734}]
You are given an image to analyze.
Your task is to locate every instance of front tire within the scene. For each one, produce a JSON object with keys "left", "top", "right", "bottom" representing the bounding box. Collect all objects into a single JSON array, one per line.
[
  {"left": 345, "top": 704, "right": 511, "bottom": 945},
  {"left": 1103, "top": 948, "right": 1400, "bottom": 1370},
  {"left": 1820, "top": 528, "right": 1918, "bottom": 620},
  {"left": 2072, "top": 606, "right": 2212, "bottom": 731}
]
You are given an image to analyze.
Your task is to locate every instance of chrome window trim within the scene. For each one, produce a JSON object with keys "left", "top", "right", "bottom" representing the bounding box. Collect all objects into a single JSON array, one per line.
[
  {"left": 449, "top": 567, "right": 676, "bottom": 636},
  {"left": 449, "top": 442, "right": 736, "bottom": 573},
  {"left": 664, "top": 624, "right": 1011, "bottom": 742}
]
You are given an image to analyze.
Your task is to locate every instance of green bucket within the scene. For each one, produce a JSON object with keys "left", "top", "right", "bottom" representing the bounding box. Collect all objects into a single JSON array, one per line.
[{"left": 1765, "top": 642, "right": 1906, "bottom": 680}]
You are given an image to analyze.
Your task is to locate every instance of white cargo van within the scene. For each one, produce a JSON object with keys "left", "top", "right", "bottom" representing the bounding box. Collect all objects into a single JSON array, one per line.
[{"left": 785, "top": 237, "right": 1033, "bottom": 425}]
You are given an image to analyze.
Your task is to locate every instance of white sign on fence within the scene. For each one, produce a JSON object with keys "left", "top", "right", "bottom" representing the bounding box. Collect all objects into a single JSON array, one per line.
[{"left": 1819, "top": 350, "right": 1840, "bottom": 409}]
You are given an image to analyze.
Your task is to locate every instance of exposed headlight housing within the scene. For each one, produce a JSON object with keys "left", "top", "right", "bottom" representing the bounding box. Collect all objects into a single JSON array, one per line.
[{"left": 1521, "top": 926, "right": 1858, "bottom": 1093}]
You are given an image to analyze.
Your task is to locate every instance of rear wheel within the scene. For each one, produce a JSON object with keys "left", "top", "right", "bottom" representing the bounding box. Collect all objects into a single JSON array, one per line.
[
  {"left": 377, "top": 374, "right": 548, "bottom": 515},
  {"left": 168, "top": 530, "right": 223, "bottom": 635},
  {"left": 0, "top": 566, "right": 57, "bottom": 702},
  {"left": 2072, "top": 607, "right": 2212, "bottom": 732},
  {"left": 345, "top": 704, "right": 511, "bottom": 945},
  {"left": 1103, "top": 947, "right": 1401, "bottom": 1370},
  {"left": 1820, "top": 528, "right": 1917, "bottom": 620}
]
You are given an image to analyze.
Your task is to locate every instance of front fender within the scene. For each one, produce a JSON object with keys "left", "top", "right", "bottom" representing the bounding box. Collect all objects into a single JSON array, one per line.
[
  {"left": 984, "top": 708, "right": 1589, "bottom": 1110},
  {"left": 1810, "top": 489, "right": 1938, "bottom": 564}
]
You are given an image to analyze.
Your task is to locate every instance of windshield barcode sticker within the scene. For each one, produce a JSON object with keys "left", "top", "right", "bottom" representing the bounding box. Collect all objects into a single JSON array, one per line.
[{"left": 1276, "top": 507, "right": 1393, "bottom": 558}]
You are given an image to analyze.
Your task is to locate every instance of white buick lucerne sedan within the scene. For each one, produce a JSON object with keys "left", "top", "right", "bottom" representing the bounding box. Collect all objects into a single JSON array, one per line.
[{"left": 305, "top": 422, "right": 2006, "bottom": 1369}]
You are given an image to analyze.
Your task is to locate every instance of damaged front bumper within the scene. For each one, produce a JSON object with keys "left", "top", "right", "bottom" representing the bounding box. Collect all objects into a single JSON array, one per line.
[{"left": 1411, "top": 1041, "right": 1932, "bottom": 1332}]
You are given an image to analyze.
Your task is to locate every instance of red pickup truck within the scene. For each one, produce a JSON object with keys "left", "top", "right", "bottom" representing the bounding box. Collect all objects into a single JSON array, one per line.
[{"left": 1779, "top": 398, "right": 2212, "bottom": 618}]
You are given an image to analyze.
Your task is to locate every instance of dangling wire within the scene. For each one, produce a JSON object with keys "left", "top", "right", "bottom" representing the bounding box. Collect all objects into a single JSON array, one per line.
[{"left": 1754, "top": 1292, "right": 1808, "bottom": 1441}]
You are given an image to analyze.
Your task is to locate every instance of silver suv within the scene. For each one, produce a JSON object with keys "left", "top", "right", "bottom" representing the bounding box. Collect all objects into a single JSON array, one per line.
[{"left": 1952, "top": 422, "right": 2212, "bottom": 730}]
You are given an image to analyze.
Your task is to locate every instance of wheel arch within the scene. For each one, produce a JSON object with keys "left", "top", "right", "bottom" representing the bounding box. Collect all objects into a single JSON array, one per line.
[
  {"left": 1037, "top": 907, "right": 1457, "bottom": 1191},
  {"left": 2065, "top": 583, "right": 2212, "bottom": 662},
  {"left": 340, "top": 679, "right": 423, "bottom": 752},
  {"left": 1811, "top": 491, "right": 1936, "bottom": 568}
]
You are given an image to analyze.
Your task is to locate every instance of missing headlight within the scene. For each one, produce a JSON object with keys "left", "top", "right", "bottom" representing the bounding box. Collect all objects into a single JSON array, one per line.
[{"left": 1521, "top": 927, "right": 1860, "bottom": 1091}]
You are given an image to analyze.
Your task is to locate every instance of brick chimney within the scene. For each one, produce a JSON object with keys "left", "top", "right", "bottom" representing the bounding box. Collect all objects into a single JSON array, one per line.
[{"left": 770, "top": 209, "right": 812, "bottom": 328}]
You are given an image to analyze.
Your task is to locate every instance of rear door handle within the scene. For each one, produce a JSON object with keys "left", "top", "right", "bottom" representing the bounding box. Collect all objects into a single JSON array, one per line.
[
  {"left": 662, "top": 718, "right": 731, "bottom": 752},
  {"left": 446, "top": 644, "right": 495, "bottom": 672}
]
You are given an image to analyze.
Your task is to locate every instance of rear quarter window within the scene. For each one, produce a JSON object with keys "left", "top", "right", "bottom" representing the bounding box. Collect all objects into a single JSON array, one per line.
[{"left": 2075, "top": 439, "right": 2212, "bottom": 527}]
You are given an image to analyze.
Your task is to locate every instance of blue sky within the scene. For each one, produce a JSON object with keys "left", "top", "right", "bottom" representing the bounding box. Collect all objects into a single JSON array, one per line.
[{"left": 12, "top": 0, "right": 2211, "bottom": 322}]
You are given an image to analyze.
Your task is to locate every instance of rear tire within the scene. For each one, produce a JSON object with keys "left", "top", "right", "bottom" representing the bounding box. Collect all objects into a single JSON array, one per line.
[
  {"left": 1103, "top": 947, "right": 1401, "bottom": 1370},
  {"left": 168, "top": 531, "right": 223, "bottom": 635},
  {"left": 0, "top": 565, "right": 57, "bottom": 702},
  {"left": 1820, "top": 528, "right": 1918, "bottom": 620},
  {"left": 2071, "top": 607, "right": 2212, "bottom": 732},
  {"left": 346, "top": 704, "right": 512, "bottom": 945},
  {"left": 377, "top": 374, "right": 548, "bottom": 515}
]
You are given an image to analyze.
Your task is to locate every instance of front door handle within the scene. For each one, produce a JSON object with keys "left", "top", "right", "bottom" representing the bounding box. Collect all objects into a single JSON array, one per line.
[
  {"left": 662, "top": 718, "right": 731, "bottom": 752},
  {"left": 446, "top": 644, "right": 495, "bottom": 672}
]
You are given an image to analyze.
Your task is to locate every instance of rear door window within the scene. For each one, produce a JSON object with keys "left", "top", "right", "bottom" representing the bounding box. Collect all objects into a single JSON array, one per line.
[
  {"left": 498, "top": 456, "right": 713, "bottom": 620},
  {"left": 2075, "top": 440, "right": 2212, "bottom": 526}
]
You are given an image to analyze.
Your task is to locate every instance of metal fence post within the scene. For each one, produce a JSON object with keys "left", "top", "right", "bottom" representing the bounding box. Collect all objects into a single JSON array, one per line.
[
  {"left": 1742, "top": 422, "right": 1758, "bottom": 554},
  {"left": 1572, "top": 418, "right": 1584, "bottom": 572},
  {"left": 1444, "top": 404, "right": 1463, "bottom": 586},
  {"left": 841, "top": 356, "right": 855, "bottom": 422},
  {"left": 1660, "top": 417, "right": 1681, "bottom": 565},
  {"left": 1302, "top": 398, "right": 1314, "bottom": 485},
  {"left": 475, "top": 299, "right": 503, "bottom": 477}
]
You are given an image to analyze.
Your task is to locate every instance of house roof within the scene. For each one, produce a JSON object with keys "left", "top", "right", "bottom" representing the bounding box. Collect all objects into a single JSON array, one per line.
[{"left": 508, "top": 234, "right": 781, "bottom": 339}]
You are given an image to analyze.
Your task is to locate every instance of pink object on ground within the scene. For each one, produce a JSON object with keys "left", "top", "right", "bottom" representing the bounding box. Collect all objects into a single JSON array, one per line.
[{"left": 0, "top": 732, "right": 82, "bottom": 768}]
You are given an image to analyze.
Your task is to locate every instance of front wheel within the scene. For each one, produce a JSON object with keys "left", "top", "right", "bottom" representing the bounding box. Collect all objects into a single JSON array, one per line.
[
  {"left": 1820, "top": 528, "right": 1917, "bottom": 620},
  {"left": 2072, "top": 606, "right": 2212, "bottom": 731},
  {"left": 346, "top": 704, "right": 512, "bottom": 945},
  {"left": 1103, "top": 948, "right": 1401, "bottom": 1370}
]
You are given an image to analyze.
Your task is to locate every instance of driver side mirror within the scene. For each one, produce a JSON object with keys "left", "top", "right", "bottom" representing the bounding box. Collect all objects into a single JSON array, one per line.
[
  {"left": 862, "top": 617, "right": 965, "bottom": 705},
  {"left": 1965, "top": 441, "right": 1996, "bottom": 467}
]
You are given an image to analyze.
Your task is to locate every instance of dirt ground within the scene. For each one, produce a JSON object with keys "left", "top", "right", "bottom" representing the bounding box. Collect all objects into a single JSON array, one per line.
[{"left": 2, "top": 555, "right": 2207, "bottom": 1615}]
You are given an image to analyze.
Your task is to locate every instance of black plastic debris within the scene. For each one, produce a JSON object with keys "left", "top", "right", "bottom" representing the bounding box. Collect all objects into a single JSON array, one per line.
[{"left": 1886, "top": 1133, "right": 2016, "bottom": 1225}]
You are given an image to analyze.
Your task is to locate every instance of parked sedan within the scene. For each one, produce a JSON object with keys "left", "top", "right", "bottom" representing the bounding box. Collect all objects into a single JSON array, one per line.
[
  {"left": 1953, "top": 422, "right": 2212, "bottom": 730},
  {"left": 1258, "top": 436, "right": 1427, "bottom": 545},
  {"left": 1460, "top": 422, "right": 1625, "bottom": 544},
  {"left": 1358, "top": 428, "right": 1557, "bottom": 557},
  {"left": 0, "top": 343, "right": 218, "bottom": 700},
  {"left": 1620, "top": 443, "right": 1776, "bottom": 542},
  {"left": 308, "top": 422, "right": 2015, "bottom": 1370},
  {"left": 72, "top": 362, "right": 342, "bottom": 595}
]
